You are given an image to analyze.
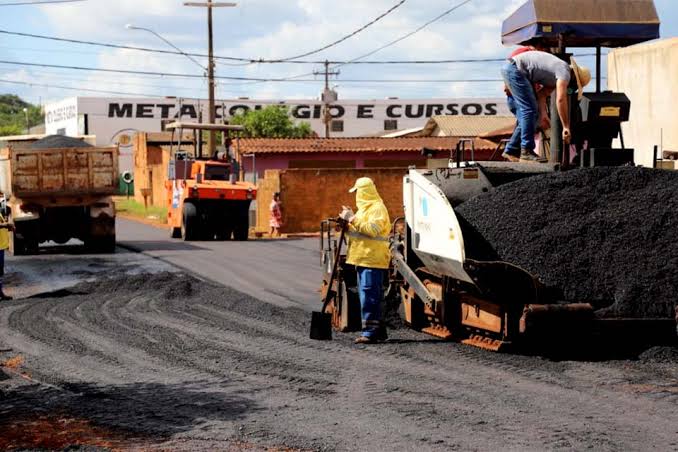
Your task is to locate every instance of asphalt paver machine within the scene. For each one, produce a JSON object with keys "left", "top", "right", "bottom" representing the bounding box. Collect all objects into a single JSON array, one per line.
[
  {"left": 386, "top": 1, "right": 667, "bottom": 351},
  {"left": 317, "top": 1, "right": 675, "bottom": 352}
]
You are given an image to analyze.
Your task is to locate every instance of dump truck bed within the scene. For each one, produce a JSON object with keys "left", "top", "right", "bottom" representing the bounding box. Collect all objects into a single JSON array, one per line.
[{"left": 1, "top": 146, "right": 119, "bottom": 198}]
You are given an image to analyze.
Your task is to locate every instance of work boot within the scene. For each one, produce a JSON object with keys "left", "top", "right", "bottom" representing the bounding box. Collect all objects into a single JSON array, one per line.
[
  {"left": 520, "top": 150, "right": 546, "bottom": 163},
  {"left": 501, "top": 152, "right": 520, "bottom": 163},
  {"left": 355, "top": 335, "right": 377, "bottom": 345},
  {"left": 374, "top": 327, "right": 388, "bottom": 342}
]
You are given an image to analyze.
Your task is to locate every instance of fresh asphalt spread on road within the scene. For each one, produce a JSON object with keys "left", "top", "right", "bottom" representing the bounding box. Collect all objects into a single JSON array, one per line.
[
  {"left": 116, "top": 218, "right": 322, "bottom": 311},
  {"left": 0, "top": 218, "right": 677, "bottom": 451}
]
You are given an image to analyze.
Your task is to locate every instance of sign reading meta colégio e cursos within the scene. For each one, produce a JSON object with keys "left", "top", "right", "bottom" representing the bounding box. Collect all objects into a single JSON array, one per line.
[{"left": 107, "top": 100, "right": 506, "bottom": 121}]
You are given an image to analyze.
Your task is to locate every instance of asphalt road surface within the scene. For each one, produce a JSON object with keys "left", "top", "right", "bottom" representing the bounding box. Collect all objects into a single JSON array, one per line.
[
  {"left": 0, "top": 219, "right": 677, "bottom": 451},
  {"left": 116, "top": 218, "right": 321, "bottom": 310}
]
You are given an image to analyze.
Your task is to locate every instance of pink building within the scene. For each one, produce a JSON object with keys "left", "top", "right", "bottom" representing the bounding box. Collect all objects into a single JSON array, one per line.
[{"left": 237, "top": 137, "right": 499, "bottom": 181}]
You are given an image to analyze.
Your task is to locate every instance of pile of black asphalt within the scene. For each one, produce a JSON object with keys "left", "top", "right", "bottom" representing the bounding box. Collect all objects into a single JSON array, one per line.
[
  {"left": 30, "top": 135, "right": 93, "bottom": 149},
  {"left": 456, "top": 167, "right": 678, "bottom": 318}
]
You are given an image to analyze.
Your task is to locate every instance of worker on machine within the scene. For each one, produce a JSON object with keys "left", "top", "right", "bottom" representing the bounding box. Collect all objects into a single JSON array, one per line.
[
  {"left": 502, "top": 45, "right": 550, "bottom": 162},
  {"left": 501, "top": 51, "right": 591, "bottom": 162},
  {"left": 339, "top": 177, "right": 391, "bottom": 344}
]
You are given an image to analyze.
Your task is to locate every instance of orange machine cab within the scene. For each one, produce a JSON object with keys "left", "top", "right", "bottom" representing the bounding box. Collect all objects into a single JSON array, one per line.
[{"left": 167, "top": 159, "right": 257, "bottom": 241}]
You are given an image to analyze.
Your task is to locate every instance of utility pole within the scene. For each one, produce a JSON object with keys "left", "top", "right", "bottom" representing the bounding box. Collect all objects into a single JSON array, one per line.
[
  {"left": 314, "top": 60, "right": 339, "bottom": 138},
  {"left": 184, "top": 1, "right": 236, "bottom": 156}
]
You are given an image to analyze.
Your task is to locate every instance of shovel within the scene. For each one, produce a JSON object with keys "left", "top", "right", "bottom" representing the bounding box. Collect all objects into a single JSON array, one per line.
[{"left": 310, "top": 221, "right": 347, "bottom": 340}]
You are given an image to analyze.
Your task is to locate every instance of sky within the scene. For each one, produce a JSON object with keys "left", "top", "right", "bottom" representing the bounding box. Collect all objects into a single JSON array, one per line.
[{"left": 1, "top": 0, "right": 677, "bottom": 105}]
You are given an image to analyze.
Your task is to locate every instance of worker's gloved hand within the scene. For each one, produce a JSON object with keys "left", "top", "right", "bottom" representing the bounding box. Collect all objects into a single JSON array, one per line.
[
  {"left": 562, "top": 127, "right": 572, "bottom": 144},
  {"left": 339, "top": 206, "right": 355, "bottom": 223}
]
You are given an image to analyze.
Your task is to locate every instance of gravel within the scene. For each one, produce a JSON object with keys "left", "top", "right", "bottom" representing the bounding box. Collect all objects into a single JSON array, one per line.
[
  {"left": 639, "top": 346, "right": 678, "bottom": 364},
  {"left": 2, "top": 270, "right": 678, "bottom": 450},
  {"left": 30, "top": 135, "right": 93, "bottom": 149},
  {"left": 455, "top": 167, "right": 678, "bottom": 318}
]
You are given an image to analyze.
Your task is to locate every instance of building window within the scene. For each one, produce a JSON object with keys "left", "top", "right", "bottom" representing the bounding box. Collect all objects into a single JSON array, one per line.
[
  {"left": 331, "top": 120, "right": 344, "bottom": 132},
  {"left": 384, "top": 119, "right": 398, "bottom": 131}
]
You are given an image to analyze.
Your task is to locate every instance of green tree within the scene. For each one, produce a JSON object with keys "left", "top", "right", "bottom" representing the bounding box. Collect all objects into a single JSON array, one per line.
[
  {"left": 0, "top": 124, "right": 23, "bottom": 136},
  {"left": 0, "top": 94, "right": 44, "bottom": 136},
  {"left": 230, "top": 105, "right": 313, "bottom": 138}
]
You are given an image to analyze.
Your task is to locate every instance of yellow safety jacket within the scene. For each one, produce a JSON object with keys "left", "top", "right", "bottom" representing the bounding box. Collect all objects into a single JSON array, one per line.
[
  {"left": 0, "top": 214, "right": 8, "bottom": 251},
  {"left": 346, "top": 185, "right": 391, "bottom": 270}
]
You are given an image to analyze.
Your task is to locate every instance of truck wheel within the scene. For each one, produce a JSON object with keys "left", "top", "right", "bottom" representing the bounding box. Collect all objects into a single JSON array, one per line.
[
  {"left": 86, "top": 217, "right": 116, "bottom": 253},
  {"left": 216, "top": 223, "right": 233, "bottom": 241},
  {"left": 201, "top": 216, "right": 216, "bottom": 241},
  {"left": 233, "top": 207, "right": 250, "bottom": 241},
  {"left": 100, "top": 234, "right": 116, "bottom": 253},
  {"left": 87, "top": 234, "right": 116, "bottom": 254},
  {"left": 9, "top": 231, "right": 26, "bottom": 256},
  {"left": 25, "top": 240, "right": 40, "bottom": 255},
  {"left": 233, "top": 223, "right": 249, "bottom": 241},
  {"left": 181, "top": 202, "right": 198, "bottom": 241},
  {"left": 170, "top": 227, "right": 182, "bottom": 239}
]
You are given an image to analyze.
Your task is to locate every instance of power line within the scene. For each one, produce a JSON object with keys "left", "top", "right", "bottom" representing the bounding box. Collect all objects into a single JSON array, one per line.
[
  {"left": 0, "top": 78, "right": 165, "bottom": 97},
  {"left": 0, "top": 28, "right": 604, "bottom": 66},
  {"left": 0, "top": 60, "right": 510, "bottom": 83},
  {"left": 341, "top": 0, "right": 475, "bottom": 65},
  {"left": 0, "top": 0, "right": 86, "bottom": 5},
  {"left": 0, "top": 59, "right": 244, "bottom": 80},
  {"left": 274, "top": 0, "right": 475, "bottom": 83},
  {"left": 0, "top": 29, "right": 250, "bottom": 63},
  {"left": 0, "top": 78, "right": 514, "bottom": 109},
  {"left": 277, "top": 0, "right": 408, "bottom": 62},
  {"left": 0, "top": 69, "right": 205, "bottom": 92}
]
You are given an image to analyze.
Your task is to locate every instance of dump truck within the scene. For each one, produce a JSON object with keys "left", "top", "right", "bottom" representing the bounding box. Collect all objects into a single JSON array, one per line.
[
  {"left": 0, "top": 135, "right": 119, "bottom": 255},
  {"left": 165, "top": 122, "right": 256, "bottom": 241}
]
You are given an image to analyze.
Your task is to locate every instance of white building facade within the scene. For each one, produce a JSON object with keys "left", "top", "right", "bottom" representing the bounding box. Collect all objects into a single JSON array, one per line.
[{"left": 45, "top": 96, "right": 510, "bottom": 172}]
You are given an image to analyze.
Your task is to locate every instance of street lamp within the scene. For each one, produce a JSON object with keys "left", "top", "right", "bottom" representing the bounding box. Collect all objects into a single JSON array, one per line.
[
  {"left": 125, "top": 24, "right": 206, "bottom": 72},
  {"left": 22, "top": 107, "right": 28, "bottom": 134}
]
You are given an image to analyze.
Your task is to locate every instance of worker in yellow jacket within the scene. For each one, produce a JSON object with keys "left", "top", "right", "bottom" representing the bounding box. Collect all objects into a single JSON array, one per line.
[
  {"left": 0, "top": 213, "right": 13, "bottom": 300},
  {"left": 339, "top": 177, "right": 391, "bottom": 344}
]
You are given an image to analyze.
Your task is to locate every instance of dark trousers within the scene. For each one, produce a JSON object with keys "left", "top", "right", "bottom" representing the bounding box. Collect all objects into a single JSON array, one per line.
[
  {"left": 356, "top": 267, "right": 384, "bottom": 338},
  {"left": 502, "top": 61, "right": 539, "bottom": 154}
]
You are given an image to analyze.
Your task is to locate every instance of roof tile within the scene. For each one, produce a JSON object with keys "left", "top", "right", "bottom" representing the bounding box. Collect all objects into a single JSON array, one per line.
[
  {"left": 421, "top": 115, "right": 516, "bottom": 137},
  {"left": 238, "top": 137, "right": 497, "bottom": 154}
]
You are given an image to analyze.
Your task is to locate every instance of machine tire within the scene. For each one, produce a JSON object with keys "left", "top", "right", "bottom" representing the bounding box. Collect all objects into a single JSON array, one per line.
[
  {"left": 216, "top": 224, "right": 233, "bottom": 241},
  {"left": 100, "top": 234, "right": 117, "bottom": 253},
  {"left": 86, "top": 234, "right": 116, "bottom": 254},
  {"left": 85, "top": 216, "right": 116, "bottom": 253},
  {"left": 233, "top": 206, "right": 250, "bottom": 241},
  {"left": 170, "top": 227, "right": 182, "bottom": 239},
  {"left": 9, "top": 231, "right": 26, "bottom": 256},
  {"left": 233, "top": 223, "right": 249, "bottom": 241},
  {"left": 201, "top": 217, "right": 216, "bottom": 241},
  {"left": 10, "top": 219, "right": 39, "bottom": 256},
  {"left": 181, "top": 202, "right": 198, "bottom": 241}
]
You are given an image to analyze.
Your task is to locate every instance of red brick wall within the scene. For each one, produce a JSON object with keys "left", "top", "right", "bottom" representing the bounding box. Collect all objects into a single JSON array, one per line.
[{"left": 257, "top": 168, "right": 406, "bottom": 233}]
